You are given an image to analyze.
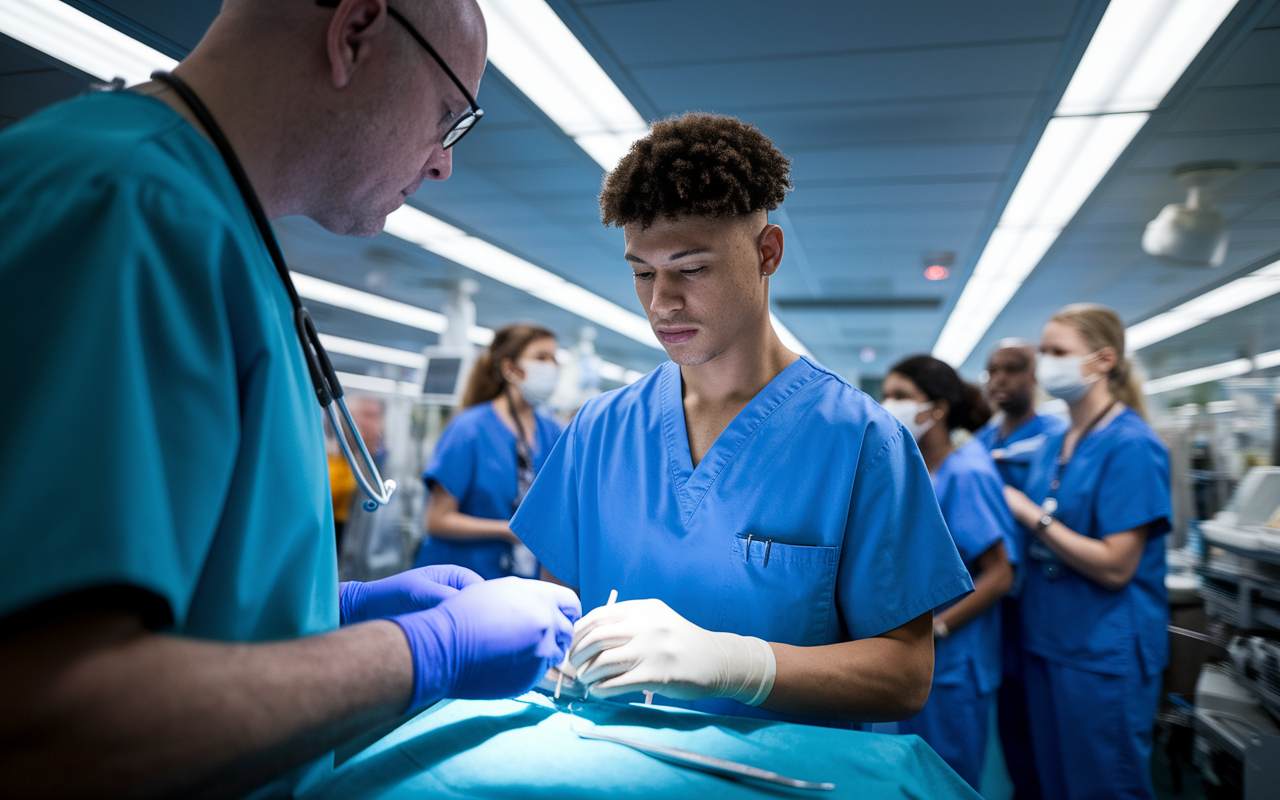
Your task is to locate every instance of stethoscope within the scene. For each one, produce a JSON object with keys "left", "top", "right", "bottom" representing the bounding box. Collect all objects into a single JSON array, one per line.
[{"left": 150, "top": 71, "right": 395, "bottom": 512}]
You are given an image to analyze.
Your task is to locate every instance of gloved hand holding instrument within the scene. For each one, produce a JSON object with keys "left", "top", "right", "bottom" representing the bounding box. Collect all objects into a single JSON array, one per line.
[{"left": 567, "top": 598, "right": 776, "bottom": 706}]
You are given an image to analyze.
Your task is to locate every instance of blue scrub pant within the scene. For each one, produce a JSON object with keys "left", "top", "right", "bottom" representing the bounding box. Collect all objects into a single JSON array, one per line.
[
  {"left": 900, "top": 680, "right": 992, "bottom": 790},
  {"left": 1023, "top": 653, "right": 1160, "bottom": 800},
  {"left": 999, "top": 598, "right": 1042, "bottom": 800}
]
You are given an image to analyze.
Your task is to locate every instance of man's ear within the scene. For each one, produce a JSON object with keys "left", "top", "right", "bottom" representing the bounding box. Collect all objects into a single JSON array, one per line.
[
  {"left": 759, "top": 223, "right": 784, "bottom": 277},
  {"left": 327, "top": 0, "right": 388, "bottom": 89}
]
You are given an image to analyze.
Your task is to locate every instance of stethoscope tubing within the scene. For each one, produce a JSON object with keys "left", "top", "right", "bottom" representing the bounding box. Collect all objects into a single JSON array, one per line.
[{"left": 150, "top": 70, "right": 394, "bottom": 511}]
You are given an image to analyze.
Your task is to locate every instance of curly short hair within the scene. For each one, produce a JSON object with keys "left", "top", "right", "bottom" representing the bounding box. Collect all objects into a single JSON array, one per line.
[{"left": 599, "top": 113, "right": 793, "bottom": 229}]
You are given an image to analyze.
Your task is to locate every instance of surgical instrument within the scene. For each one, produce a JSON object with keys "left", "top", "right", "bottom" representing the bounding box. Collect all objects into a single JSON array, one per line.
[{"left": 572, "top": 727, "right": 836, "bottom": 791}]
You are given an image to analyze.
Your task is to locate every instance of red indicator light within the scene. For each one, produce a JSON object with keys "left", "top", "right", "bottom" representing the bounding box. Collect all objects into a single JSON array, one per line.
[{"left": 924, "top": 265, "right": 950, "bottom": 281}]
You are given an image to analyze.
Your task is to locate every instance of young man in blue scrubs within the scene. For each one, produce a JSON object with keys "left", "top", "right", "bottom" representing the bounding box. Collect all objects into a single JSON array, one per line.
[
  {"left": 512, "top": 114, "right": 973, "bottom": 724},
  {"left": 975, "top": 338, "right": 1066, "bottom": 800},
  {"left": 0, "top": 2, "right": 578, "bottom": 797}
]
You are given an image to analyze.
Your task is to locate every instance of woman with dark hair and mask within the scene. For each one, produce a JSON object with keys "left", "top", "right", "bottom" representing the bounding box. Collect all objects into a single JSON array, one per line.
[
  {"left": 882, "top": 354, "right": 1016, "bottom": 790},
  {"left": 414, "top": 323, "right": 565, "bottom": 580},
  {"left": 1002, "top": 304, "right": 1170, "bottom": 800}
]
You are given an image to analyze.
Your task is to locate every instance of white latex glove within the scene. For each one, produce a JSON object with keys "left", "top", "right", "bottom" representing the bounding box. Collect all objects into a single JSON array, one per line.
[{"left": 567, "top": 598, "right": 776, "bottom": 705}]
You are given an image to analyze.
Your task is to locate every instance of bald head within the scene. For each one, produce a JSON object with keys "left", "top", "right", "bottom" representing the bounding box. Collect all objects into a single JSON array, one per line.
[
  {"left": 985, "top": 337, "right": 1038, "bottom": 418},
  {"left": 170, "top": 0, "right": 487, "bottom": 235}
]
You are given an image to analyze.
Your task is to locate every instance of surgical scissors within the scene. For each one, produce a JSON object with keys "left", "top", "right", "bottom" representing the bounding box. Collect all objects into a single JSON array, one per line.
[{"left": 152, "top": 70, "right": 394, "bottom": 511}]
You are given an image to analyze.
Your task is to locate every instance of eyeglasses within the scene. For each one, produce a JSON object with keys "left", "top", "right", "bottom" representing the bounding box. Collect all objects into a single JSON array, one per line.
[{"left": 317, "top": 1, "right": 484, "bottom": 148}]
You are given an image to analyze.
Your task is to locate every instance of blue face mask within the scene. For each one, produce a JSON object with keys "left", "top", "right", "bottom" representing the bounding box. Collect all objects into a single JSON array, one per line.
[{"left": 1035, "top": 354, "right": 1098, "bottom": 403}]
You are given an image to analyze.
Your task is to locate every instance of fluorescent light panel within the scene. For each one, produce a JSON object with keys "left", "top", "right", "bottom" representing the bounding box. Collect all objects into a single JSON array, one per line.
[
  {"left": 335, "top": 371, "right": 422, "bottom": 397},
  {"left": 1127, "top": 258, "right": 1280, "bottom": 350},
  {"left": 1144, "top": 353, "right": 1272, "bottom": 395},
  {"left": 319, "top": 334, "right": 426, "bottom": 369},
  {"left": 1057, "top": 0, "right": 1239, "bottom": 116},
  {"left": 324, "top": 334, "right": 643, "bottom": 386},
  {"left": 0, "top": 0, "right": 176, "bottom": 84},
  {"left": 933, "top": 0, "right": 1241, "bottom": 368},
  {"left": 383, "top": 205, "right": 662, "bottom": 350},
  {"left": 477, "top": 0, "right": 649, "bottom": 170},
  {"left": 291, "top": 272, "right": 495, "bottom": 346}
]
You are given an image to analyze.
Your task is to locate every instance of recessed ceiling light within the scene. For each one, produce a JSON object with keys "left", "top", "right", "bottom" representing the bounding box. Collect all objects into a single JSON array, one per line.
[{"left": 924, "top": 265, "right": 950, "bottom": 281}]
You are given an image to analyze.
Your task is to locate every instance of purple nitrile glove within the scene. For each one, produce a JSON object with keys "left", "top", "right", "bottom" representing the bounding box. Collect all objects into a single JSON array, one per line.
[
  {"left": 393, "top": 576, "right": 582, "bottom": 710},
  {"left": 339, "top": 565, "right": 484, "bottom": 626}
]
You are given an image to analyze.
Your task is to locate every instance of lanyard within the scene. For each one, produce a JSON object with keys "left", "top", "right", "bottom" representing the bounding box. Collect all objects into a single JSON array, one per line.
[
  {"left": 149, "top": 71, "right": 395, "bottom": 511},
  {"left": 1041, "top": 400, "right": 1116, "bottom": 516},
  {"left": 1028, "top": 401, "right": 1116, "bottom": 579}
]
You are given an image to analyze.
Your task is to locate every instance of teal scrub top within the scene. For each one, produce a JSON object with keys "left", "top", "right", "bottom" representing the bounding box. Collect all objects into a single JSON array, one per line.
[
  {"left": 0, "top": 90, "right": 338, "bottom": 641},
  {"left": 511, "top": 358, "right": 973, "bottom": 725}
]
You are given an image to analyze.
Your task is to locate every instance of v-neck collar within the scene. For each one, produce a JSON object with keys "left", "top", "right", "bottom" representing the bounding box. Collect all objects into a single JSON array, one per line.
[{"left": 659, "top": 357, "right": 818, "bottom": 522}]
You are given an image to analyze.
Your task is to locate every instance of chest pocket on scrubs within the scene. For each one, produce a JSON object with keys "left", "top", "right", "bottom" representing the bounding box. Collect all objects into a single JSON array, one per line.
[{"left": 718, "top": 534, "right": 839, "bottom": 647}]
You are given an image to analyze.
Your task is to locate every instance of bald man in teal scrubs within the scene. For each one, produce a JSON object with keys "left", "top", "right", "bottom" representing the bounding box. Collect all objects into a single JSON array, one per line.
[{"left": 0, "top": 2, "right": 579, "bottom": 798}]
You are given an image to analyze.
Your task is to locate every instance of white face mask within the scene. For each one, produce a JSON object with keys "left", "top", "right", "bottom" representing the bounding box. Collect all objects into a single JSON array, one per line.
[
  {"left": 1036, "top": 354, "right": 1098, "bottom": 403},
  {"left": 516, "top": 359, "right": 560, "bottom": 406},
  {"left": 882, "top": 399, "right": 936, "bottom": 442}
]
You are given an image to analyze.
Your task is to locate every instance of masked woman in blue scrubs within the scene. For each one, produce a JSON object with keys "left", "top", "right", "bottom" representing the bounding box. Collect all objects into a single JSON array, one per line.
[
  {"left": 1003, "top": 304, "right": 1171, "bottom": 800},
  {"left": 882, "top": 355, "right": 1016, "bottom": 789},
  {"left": 414, "top": 323, "right": 564, "bottom": 580}
]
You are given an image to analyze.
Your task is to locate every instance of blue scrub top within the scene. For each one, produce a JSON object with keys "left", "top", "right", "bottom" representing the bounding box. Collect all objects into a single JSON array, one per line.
[
  {"left": 0, "top": 91, "right": 337, "bottom": 642},
  {"left": 1020, "top": 409, "right": 1171, "bottom": 678},
  {"left": 975, "top": 413, "right": 1067, "bottom": 493},
  {"left": 512, "top": 357, "right": 973, "bottom": 722},
  {"left": 418, "top": 402, "right": 562, "bottom": 578},
  {"left": 931, "top": 441, "right": 1018, "bottom": 695}
]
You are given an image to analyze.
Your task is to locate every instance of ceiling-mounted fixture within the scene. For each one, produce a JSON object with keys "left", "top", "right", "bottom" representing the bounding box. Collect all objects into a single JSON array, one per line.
[{"left": 1142, "top": 161, "right": 1237, "bottom": 267}]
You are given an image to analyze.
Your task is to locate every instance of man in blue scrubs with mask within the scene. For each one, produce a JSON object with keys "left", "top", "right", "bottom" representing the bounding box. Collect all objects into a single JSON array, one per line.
[
  {"left": 512, "top": 113, "right": 973, "bottom": 724},
  {"left": 0, "top": 2, "right": 578, "bottom": 797},
  {"left": 977, "top": 339, "right": 1068, "bottom": 492},
  {"left": 975, "top": 338, "right": 1067, "bottom": 800}
]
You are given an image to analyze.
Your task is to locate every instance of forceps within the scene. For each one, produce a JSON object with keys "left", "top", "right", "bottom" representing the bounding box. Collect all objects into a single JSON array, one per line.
[{"left": 572, "top": 726, "right": 835, "bottom": 791}]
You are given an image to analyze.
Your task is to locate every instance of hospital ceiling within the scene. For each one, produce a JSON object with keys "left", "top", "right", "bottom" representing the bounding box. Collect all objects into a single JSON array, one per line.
[{"left": 2, "top": 0, "right": 1278, "bottom": 396}]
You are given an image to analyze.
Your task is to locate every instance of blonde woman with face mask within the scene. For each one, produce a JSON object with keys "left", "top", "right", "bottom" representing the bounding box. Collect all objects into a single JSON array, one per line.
[
  {"left": 415, "top": 323, "right": 565, "bottom": 580},
  {"left": 1002, "top": 304, "right": 1171, "bottom": 800}
]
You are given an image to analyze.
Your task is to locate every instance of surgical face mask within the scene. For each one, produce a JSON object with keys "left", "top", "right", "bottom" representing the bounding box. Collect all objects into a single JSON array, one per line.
[
  {"left": 1036, "top": 354, "right": 1098, "bottom": 403},
  {"left": 882, "top": 399, "right": 936, "bottom": 442},
  {"left": 516, "top": 359, "right": 559, "bottom": 406}
]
